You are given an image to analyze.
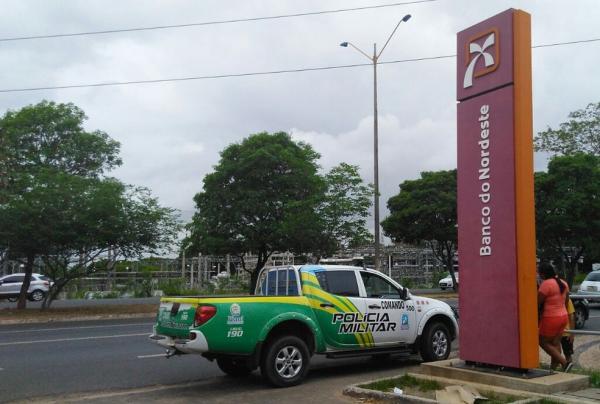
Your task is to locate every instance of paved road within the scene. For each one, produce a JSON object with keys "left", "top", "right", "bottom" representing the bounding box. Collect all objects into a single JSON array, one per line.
[
  {"left": 1, "top": 299, "right": 597, "bottom": 403},
  {"left": 586, "top": 303, "right": 600, "bottom": 331},
  {"left": 0, "top": 318, "right": 427, "bottom": 403}
]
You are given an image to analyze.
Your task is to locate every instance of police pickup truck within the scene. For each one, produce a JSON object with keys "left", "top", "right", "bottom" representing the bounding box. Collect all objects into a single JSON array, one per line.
[{"left": 150, "top": 265, "right": 458, "bottom": 387}]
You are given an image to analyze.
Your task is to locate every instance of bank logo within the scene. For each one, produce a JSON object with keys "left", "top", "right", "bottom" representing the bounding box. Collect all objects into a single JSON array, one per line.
[{"left": 463, "top": 28, "right": 499, "bottom": 88}]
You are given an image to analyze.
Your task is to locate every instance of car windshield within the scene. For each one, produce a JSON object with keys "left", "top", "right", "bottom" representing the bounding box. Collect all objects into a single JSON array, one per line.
[{"left": 585, "top": 272, "right": 600, "bottom": 282}]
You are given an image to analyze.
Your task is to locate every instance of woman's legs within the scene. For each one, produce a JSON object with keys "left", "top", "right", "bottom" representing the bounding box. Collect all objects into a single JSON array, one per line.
[{"left": 539, "top": 335, "right": 567, "bottom": 369}]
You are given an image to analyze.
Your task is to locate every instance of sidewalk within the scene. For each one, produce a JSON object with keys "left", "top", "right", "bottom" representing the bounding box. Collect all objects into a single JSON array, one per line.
[{"left": 539, "top": 334, "right": 600, "bottom": 371}]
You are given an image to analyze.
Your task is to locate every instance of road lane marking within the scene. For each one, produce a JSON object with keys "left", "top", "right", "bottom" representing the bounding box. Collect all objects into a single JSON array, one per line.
[
  {"left": 137, "top": 353, "right": 167, "bottom": 359},
  {"left": 0, "top": 322, "right": 153, "bottom": 335},
  {"left": 0, "top": 333, "right": 149, "bottom": 346}
]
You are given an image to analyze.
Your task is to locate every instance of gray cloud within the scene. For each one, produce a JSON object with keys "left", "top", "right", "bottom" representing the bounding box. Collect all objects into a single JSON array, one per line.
[{"left": 0, "top": 0, "right": 598, "bottom": 233}]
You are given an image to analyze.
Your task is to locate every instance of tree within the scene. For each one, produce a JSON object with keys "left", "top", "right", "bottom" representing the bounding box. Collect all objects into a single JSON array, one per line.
[
  {"left": 382, "top": 170, "right": 457, "bottom": 288},
  {"left": 535, "top": 102, "right": 600, "bottom": 156},
  {"left": 36, "top": 183, "right": 180, "bottom": 308},
  {"left": 0, "top": 100, "right": 178, "bottom": 308},
  {"left": 318, "top": 163, "right": 373, "bottom": 256},
  {"left": 186, "top": 132, "right": 324, "bottom": 292},
  {"left": 535, "top": 153, "right": 600, "bottom": 288}
]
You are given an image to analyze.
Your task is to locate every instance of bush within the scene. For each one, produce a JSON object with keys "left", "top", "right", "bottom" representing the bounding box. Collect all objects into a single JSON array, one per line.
[
  {"left": 157, "top": 278, "right": 187, "bottom": 296},
  {"left": 399, "top": 277, "right": 414, "bottom": 289}
]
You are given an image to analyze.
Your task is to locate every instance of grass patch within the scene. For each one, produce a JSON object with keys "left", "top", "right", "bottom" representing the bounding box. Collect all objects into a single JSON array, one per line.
[
  {"left": 360, "top": 375, "right": 525, "bottom": 403},
  {"left": 572, "top": 367, "right": 600, "bottom": 387},
  {"left": 476, "top": 391, "right": 520, "bottom": 404},
  {"left": 360, "top": 374, "right": 441, "bottom": 393}
]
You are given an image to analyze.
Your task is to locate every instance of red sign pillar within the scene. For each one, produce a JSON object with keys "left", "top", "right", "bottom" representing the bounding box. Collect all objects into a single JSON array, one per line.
[{"left": 456, "top": 9, "right": 538, "bottom": 369}]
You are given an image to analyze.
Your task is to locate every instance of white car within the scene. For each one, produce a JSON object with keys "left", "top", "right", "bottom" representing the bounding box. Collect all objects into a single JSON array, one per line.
[
  {"left": 439, "top": 272, "right": 459, "bottom": 290},
  {"left": 0, "top": 273, "right": 52, "bottom": 302},
  {"left": 579, "top": 271, "right": 600, "bottom": 294}
]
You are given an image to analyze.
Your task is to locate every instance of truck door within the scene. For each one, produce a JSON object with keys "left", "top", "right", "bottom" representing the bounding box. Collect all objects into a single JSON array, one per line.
[
  {"left": 358, "top": 271, "right": 417, "bottom": 346},
  {"left": 307, "top": 268, "right": 367, "bottom": 349}
]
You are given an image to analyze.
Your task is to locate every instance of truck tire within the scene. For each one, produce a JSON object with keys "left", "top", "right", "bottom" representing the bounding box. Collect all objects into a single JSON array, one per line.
[
  {"left": 216, "top": 357, "right": 252, "bottom": 377},
  {"left": 420, "top": 321, "right": 451, "bottom": 362},
  {"left": 261, "top": 335, "right": 310, "bottom": 387}
]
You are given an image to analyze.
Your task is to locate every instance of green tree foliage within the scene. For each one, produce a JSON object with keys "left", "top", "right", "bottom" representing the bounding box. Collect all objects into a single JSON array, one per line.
[
  {"left": 535, "top": 102, "right": 600, "bottom": 156},
  {"left": 185, "top": 132, "right": 372, "bottom": 293},
  {"left": 318, "top": 163, "right": 373, "bottom": 255},
  {"left": 0, "top": 101, "right": 179, "bottom": 308},
  {"left": 535, "top": 153, "right": 600, "bottom": 288},
  {"left": 382, "top": 170, "right": 457, "bottom": 288},
  {"left": 186, "top": 132, "right": 324, "bottom": 292}
]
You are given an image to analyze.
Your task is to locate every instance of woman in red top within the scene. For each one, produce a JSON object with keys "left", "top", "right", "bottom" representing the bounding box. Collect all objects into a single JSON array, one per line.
[{"left": 538, "top": 262, "right": 572, "bottom": 372}]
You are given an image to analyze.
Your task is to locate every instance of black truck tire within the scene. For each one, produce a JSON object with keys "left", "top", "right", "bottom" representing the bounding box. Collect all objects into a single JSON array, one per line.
[
  {"left": 261, "top": 335, "right": 310, "bottom": 387},
  {"left": 420, "top": 321, "right": 451, "bottom": 362}
]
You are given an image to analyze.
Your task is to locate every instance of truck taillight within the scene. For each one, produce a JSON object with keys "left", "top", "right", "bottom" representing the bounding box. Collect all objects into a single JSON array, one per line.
[{"left": 194, "top": 305, "right": 216, "bottom": 327}]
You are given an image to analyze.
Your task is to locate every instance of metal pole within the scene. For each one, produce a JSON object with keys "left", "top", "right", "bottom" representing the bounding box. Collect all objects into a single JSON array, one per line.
[
  {"left": 181, "top": 249, "right": 186, "bottom": 278},
  {"left": 373, "top": 43, "right": 380, "bottom": 272}
]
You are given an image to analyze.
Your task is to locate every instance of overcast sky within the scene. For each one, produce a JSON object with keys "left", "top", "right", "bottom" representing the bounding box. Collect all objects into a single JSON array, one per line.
[{"left": 1, "top": 0, "right": 598, "bottom": 237}]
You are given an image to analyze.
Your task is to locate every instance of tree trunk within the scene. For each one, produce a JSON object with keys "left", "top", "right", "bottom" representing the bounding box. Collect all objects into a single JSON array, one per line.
[
  {"left": 249, "top": 269, "right": 259, "bottom": 295},
  {"left": 41, "top": 281, "right": 65, "bottom": 310},
  {"left": 564, "top": 248, "right": 583, "bottom": 290},
  {"left": 17, "top": 253, "right": 35, "bottom": 309},
  {"left": 248, "top": 251, "right": 271, "bottom": 294}
]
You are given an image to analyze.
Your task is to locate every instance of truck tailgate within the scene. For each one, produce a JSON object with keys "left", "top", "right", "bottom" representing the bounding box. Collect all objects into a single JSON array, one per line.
[{"left": 155, "top": 300, "right": 198, "bottom": 338}]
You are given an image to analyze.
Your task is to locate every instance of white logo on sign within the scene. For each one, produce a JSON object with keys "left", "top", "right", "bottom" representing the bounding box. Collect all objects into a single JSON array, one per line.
[
  {"left": 463, "top": 32, "right": 496, "bottom": 88},
  {"left": 227, "top": 303, "right": 244, "bottom": 325},
  {"left": 230, "top": 303, "right": 241, "bottom": 316}
]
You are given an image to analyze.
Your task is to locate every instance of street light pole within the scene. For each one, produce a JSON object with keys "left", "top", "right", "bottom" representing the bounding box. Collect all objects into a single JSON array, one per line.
[
  {"left": 341, "top": 14, "right": 411, "bottom": 272},
  {"left": 372, "top": 43, "right": 380, "bottom": 271}
]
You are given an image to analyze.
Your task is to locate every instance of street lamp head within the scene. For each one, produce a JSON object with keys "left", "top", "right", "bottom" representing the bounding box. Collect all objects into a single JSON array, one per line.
[
  {"left": 402, "top": 14, "right": 411, "bottom": 22},
  {"left": 340, "top": 42, "right": 349, "bottom": 47}
]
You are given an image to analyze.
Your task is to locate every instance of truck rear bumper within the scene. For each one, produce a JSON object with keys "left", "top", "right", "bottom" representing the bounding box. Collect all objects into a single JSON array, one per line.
[{"left": 149, "top": 330, "right": 209, "bottom": 354}]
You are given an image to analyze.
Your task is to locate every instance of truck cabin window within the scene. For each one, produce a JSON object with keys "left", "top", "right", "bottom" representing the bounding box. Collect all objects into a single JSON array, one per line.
[
  {"left": 257, "top": 268, "right": 298, "bottom": 296},
  {"left": 315, "top": 270, "right": 360, "bottom": 297},
  {"left": 360, "top": 271, "right": 402, "bottom": 299}
]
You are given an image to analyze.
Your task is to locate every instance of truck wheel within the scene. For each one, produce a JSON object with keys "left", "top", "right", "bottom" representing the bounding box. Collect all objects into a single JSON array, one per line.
[
  {"left": 216, "top": 357, "right": 252, "bottom": 377},
  {"left": 261, "top": 335, "right": 310, "bottom": 387},
  {"left": 420, "top": 321, "right": 451, "bottom": 362},
  {"left": 575, "top": 305, "right": 586, "bottom": 329}
]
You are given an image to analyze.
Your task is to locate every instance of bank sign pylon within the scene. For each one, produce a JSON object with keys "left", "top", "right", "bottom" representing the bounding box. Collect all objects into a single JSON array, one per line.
[{"left": 456, "top": 9, "right": 538, "bottom": 369}]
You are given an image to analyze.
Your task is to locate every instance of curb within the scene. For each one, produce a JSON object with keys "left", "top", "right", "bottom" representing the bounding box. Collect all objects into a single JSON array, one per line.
[{"left": 0, "top": 312, "right": 155, "bottom": 325}]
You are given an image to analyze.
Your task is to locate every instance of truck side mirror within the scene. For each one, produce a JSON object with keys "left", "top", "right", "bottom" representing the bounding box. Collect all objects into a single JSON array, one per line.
[{"left": 401, "top": 287, "right": 408, "bottom": 300}]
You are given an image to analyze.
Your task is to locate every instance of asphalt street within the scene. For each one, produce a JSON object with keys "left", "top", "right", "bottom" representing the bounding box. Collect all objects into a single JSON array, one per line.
[
  {"left": 0, "top": 318, "right": 426, "bottom": 403},
  {"left": 1, "top": 298, "right": 598, "bottom": 403}
]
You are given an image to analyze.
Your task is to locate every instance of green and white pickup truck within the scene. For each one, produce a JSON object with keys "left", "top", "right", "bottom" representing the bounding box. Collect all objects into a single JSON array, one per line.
[{"left": 150, "top": 265, "right": 458, "bottom": 387}]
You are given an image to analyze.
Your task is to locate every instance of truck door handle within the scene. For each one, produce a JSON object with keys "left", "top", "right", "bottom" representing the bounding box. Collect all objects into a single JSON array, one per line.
[
  {"left": 369, "top": 305, "right": 381, "bottom": 309},
  {"left": 320, "top": 303, "right": 334, "bottom": 308}
]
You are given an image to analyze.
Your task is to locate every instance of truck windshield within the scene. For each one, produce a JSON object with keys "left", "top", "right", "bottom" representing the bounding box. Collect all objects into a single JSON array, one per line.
[{"left": 256, "top": 267, "right": 299, "bottom": 296}]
